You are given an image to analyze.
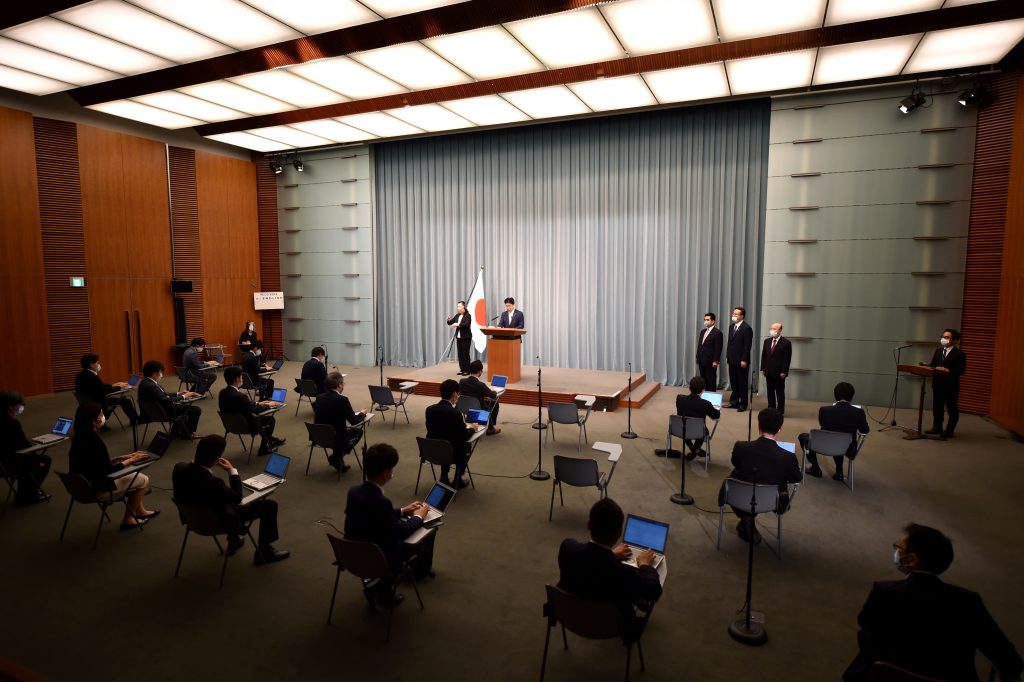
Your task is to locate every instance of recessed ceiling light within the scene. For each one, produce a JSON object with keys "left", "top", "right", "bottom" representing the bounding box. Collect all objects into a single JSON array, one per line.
[
  {"left": 726, "top": 50, "right": 817, "bottom": 94},
  {"left": 424, "top": 27, "right": 543, "bottom": 80},
  {"left": 601, "top": 0, "right": 717, "bottom": 56},
  {"left": 825, "top": 0, "right": 940, "bottom": 25},
  {"left": 351, "top": 43, "right": 472, "bottom": 90},
  {"left": 385, "top": 104, "right": 474, "bottom": 132},
  {"left": 0, "top": 64, "right": 72, "bottom": 95},
  {"left": 359, "top": 0, "right": 468, "bottom": 19},
  {"left": 291, "top": 119, "right": 377, "bottom": 142},
  {"left": 337, "top": 112, "right": 424, "bottom": 137},
  {"left": 502, "top": 86, "right": 592, "bottom": 119},
  {"left": 243, "top": 0, "right": 378, "bottom": 34},
  {"left": 247, "top": 125, "right": 334, "bottom": 148},
  {"left": 904, "top": 19, "right": 1024, "bottom": 74},
  {"left": 506, "top": 8, "right": 625, "bottom": 69},
  {"left": 290, "top": 56, "right": 407, "bottom": 99},
  {"left": 644, "top": 63, "right": 731, "bottom": 103},
  {"left": 712, "top": 0, "right": 827, "bottom": 41},
  {"left": 133, "top": 91, "right": 245, "bottom": 123},
  {"left": 231, "top": 71, "right": 348, "bottom": 108},
  {"left": 206, "top": 131, "right": 294, "bottom": 151},
  {"left": 88, "top": 100, "right": 204, "bottom": 129},
  {"left": 131, "top": 0, "right": 300, "bottom": 50},
  {"left": 813, "top": 35, "right": 921, "bottom": 85},
  {"left": 180, "top": 81, "right": 295, "bottom": 116},
  {"left": 0, "top": 36, "right": 118, "bottom": 85},
  {"left": 442, "top": 95, "right": 530, "bottom": 125},
  {"left": 569, "top": 75, "right": 656, "bottom": 111}
]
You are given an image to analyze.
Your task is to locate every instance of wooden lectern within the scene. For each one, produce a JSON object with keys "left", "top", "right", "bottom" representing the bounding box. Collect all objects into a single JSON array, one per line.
[
  {"left": 898, "top": 364, "right": 934, "bottom": 439},
  {"left": 481, "top": 327, "right": 526, "bottom": 383}
]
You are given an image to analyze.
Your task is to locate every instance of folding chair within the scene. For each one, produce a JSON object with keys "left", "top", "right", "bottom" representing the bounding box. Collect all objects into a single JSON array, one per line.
[
  {"left": 717, "top": 478, "right": 793, "bottom": 559},
  {"left": 139, "top": 400, "right": 188, "bottom": 442},
  {"left": 219, "top": 411, "right": 259, "bottom": 464},
  {"left": 414, "top": 436, "right": 474, "bottom": 494},
  {"left": 666, "top": 415, "right": 718, "bottom": 472},
  {"left": 294, "top": 378, "right": 318, "bottom": 416},
  {"left": 56, "top": 471, "right": 142, "bottom": 550},
  {"left": 800, "top": 429, "right": 858, "bottom": 488},
  {"left": 549, "top": 454, "right": 618, "bottom": 521},
  {"left": 546, "top": 402, "right": 590, "bottom": 451},
  {"left": 304, "top": 422, "right": 363, "bottom": 476},
  {"left": 239, "top": 372, "right": 260, "bottom": 401},
  {"left": 173, "top": 499, "right": 261, "bottom": 590},
  {"left": 368, "top": 385, "right": 410, "bottom": 428}
]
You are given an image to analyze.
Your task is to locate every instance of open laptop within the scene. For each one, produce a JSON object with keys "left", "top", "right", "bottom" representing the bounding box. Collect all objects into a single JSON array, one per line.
[
  {"left": 182, "top": 376, "right": 214, "bottom": 400},
  {"left": 702, "top": 391, "right": 724, "bottom": 408},
  {"left": 621, "top": 514, "right": 669, "bottom": 569},
  {"left": 260, "top": 388, "right": 288, "bottom": 412},
  {"left": 127, "top": 374, "right": 141, "bottom": 387},
  {"left": 259, "top": 359, "right": 284, "bottom": 376},
  {"left": 778, "top": 441, "right": 797, "bottom": 453},
  {"left": 243, "top": 452, "right": 290, "bottom": 491},
  {"left": 129, "top": 431, "right": 174, "bottom": 464},
  {"left": 467, "top": 408, "right": 490, "bottom": 426},
  {"left": 421, "top": 481, "right": 457, "bottom": 525},
  {"left": 490, "top": 374, "right": 507, "bottom": 395},
  {"left": 32, "top": 416, "right": 73, "bottom": 444}
]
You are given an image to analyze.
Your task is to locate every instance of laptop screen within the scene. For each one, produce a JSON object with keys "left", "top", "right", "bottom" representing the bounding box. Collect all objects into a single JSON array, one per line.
[
  {"left": 623, "top": 514, "right": 669, "bottom": 553},
  {"left": 53, "top": 417, "right": 73, "bottom": 436},
  {"left": 491, "top": 375, "right": 507, "bottom": 388},
  {"left": 147, "top": 431, "right": 174, "bottom": 455},
  {"left": 778, "top": 441, "right": 796, "bottom": 453},
  {"left": 271, "top": 388, "right": 287, "bottom": 402},
  {"left": 272, "top": 359, "right": 284, "bottom": 370},
  {"left": 264, "top": 453, "right": 290, "bottom": 478},
  {"left": 702, "top": 391, "right": 723, "bottom": 408},
  {"left": 467, "top": 409, "right": 490, "bottom": 425},
  {"left": 216, "top": 354, "right": 224, "bottom": 363},
  {"left": 127, "top": 374, "right": 141, "bottom": 386},
  {"left": 424, "top": 483, "right": 456, "bottom": 512}
]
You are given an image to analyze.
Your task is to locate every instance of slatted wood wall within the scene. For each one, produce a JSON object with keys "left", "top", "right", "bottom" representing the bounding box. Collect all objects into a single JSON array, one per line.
[
  {"left": 959, "top": 70, "right": 1020, "bottom": 415},
  {"left": 256, "top": 160, "right": 282, "bottom": 357},
  {"left": 168, "top": 146, "right": 203, "bottom": 338},
  {"left": 33, "top": 117, "right": 91, "bottom": 391}
]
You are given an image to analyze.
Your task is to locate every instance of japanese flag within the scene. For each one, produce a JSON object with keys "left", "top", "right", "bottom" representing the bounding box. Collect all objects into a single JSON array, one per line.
[{"left": 468, "top": 268, "right": 487, "bottom": 353}]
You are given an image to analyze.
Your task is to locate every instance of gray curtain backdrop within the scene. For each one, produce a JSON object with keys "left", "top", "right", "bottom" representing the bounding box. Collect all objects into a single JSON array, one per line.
[{"left": 375, "top": 100, "right": 769, "bottom": 386}]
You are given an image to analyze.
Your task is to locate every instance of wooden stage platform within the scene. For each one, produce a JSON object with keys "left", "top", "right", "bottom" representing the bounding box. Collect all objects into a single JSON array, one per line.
[{"left": 387, "top": 362, "right": 660, "bottom": 411}]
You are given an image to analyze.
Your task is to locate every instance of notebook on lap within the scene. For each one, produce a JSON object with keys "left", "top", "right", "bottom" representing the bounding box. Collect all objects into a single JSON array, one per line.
[
  {"left": 621, "top": 514, "right": 669, "bottom": 569},
  {"left": 422, "top": 481, "right": 457, "bottom": 525},
  {"left": 32, "top": 417, "right": 73, "bottom": 444},
  {"left": 243, "top": 453, "right": 290, "bottom": 491}
]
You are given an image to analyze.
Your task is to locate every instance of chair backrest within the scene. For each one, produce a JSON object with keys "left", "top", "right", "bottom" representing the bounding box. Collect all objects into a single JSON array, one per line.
[
  {"left": 368, "top": 384, "right": 396, "bottom": 407},
  {"left": 141, "top": 400, "right": 170, "bottom": 424},
  {"left": 175, "top": 366, "right": 189, "bottom": 382},
  {"left": 416, "top": 436, "right": 455, "bottom": 467},
  {"left": 327, "top": 534, "right": 391, "bottom": 580},
  {"left": 548, "top": 402, "right": 580, "bottom": 425},
  {"left": 683, "top": 416, "right": 707, "bottom": 440},
  {"left": 668, "top": 414, "right": 685, "bottom": 439},
  {"left": 174, "top": 500, "right": 228, "bottom": 536},
  {"left": 72, "top": 392, "right": 91, "bottom": 407},
  {"left": 219, "top": 411, "right": 256, "bottom": 436},
  {"left": 56, "top": 471, "right": 99, "bottom": 504},
  {"left": 809, "top": 429, "right": 854, "bottom": 457},
  {"left": 545, "top": 584, "right": 624, "bottom": 641},
  {"left": 553, "top": 455, "right": 601, "bottom": 488},
  {"left": 455, "top": 395, "right": 481, "bottom": 415},
  {"left": 305, "top": 421, "right": 336, "bottom": 448},
  {"left": 723, "top": 478, "right": 781, "bottom": 514},
  {"left": 240, "top": 372, "right": 256, "bottom": 390},
  {"left": 295, "top": 378, "right": 318, "bottom": 398}
]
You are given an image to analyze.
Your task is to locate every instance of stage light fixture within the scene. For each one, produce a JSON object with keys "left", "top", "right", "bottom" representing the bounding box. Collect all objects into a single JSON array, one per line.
[
  {"left": 898, "top": 91, "right": 926, "bottom": 114},
  {"left": 292, "top": 156, "right": 304, "bottom": 172},
  {"left": 268, "top": 158, "right": 283, "bottom": 174},
  {"left": 957, "top": 86, "right": 985, "bottom": 107}
]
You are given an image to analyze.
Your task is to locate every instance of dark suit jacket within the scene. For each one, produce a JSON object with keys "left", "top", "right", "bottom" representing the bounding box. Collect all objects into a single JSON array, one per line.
[
  {"left": 446, "top": 312, "right": 472, "bottom": 339},
  {"left": 300, "top": 358, "right": 327, "bottom": 394},
  {"left": 458, "top": 375, "right": 498, "bottom": 406},
  {"left": 344, "top": 481, "right": 423, "bottom": 570},
  {"left": 182, "top": 347, "right": 208, "bottom": 377},
  {"left": 172, "top": 461, "right": 244, "bottom": 530},
  {"left": 727, "top": 321, "right": 753, "bottom": 365},
  {"left": 696, "top": 326, "right": 723, "bottom": 366},
  {"left": 313, "top": 390, "right": 363, "bottom": 454},
  {"left": 0, "top": 412, "right": 32, "bottom": 470},
  {"left": 728, "top": 437, "right": 801, "bottom": 493},
  {"left": 557, "top": 539, "right": 662, "bottom": 626},
  {"left": 676, "top": 393, "right": 721, "bottom": 424},
  {"left": 818, "top": 401, "right": 870, "bottom": 458},
  {"left": 219, "top": 385, "right": 264, "bottom": 431},
  {"left": 499, "top": 309, "right": 524, "bottom": 329},
  {"left": 74, "top": 369, "right": 117, "bottom": 404},
  {"left": 138, "top": 377, "right": 183, "bottom": 414},
  {"left": 242, "top": 351, "right": 265, "bottom": 385},
  {"left": 929, "top": 346, "right": 967, "bottom": 389},
  {"left": 425, "top": 399, "right": 472, "bottom": 458},
  {"left": 844, "top": 572, "right": 1023, "bottom": 682},
  {"left": 68, "top": 432, "right": 123, "bottom": 491},
  {"left": 760, "top": 336, "right": 792, "bottom": 378}
]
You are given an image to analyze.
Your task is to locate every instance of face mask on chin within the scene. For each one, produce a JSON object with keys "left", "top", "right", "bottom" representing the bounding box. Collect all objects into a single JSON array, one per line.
[
  {"left": 94, "top": 364, "right": 101, "bottom": 373},
  {"left": 770, "top": 330, "right": 779, "bottom": 338}
]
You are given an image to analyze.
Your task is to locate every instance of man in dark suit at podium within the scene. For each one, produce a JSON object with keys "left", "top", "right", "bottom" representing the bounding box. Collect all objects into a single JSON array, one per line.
[
  {"left": 499, "top": 297, "right": 524, "bottom": 329},
  {"left": 696, "top": 312, "right": 723, "bottom": 392},
  {"left": 926, "top": 329, "right": 966, "bottom": 439},
  {"left": 760, "top": 322, "right": 792, "bottom": 414},
  {"left": 726, "top": 307, "right": 753, "bottom": 412}
]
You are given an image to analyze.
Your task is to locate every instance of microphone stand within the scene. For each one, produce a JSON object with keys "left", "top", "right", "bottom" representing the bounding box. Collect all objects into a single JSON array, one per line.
[
  {"left": 621, "top": 362, "right": 637, "bottom": 439},
  {"left": 376, "top": 345, "right": 389, "bottom": 412},
  {"left": 530, "top": 362, "right": 550, "bottom": 480},
  {"left": 669, "top": 439, "right": 694, "bottom": 505},
  {"left": 880, "top": 345, "right": 910, "bottom": 432},
  {"left": 729, "top": 466, "right": 767, "bottom": 645}
]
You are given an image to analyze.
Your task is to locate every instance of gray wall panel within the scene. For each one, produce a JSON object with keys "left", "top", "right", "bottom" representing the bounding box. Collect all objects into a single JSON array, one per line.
[
  {"left": 765, "top": 203, "right": 970, "bottom": 241},
  {"left": 762, "top": 306, "right": 963, "bottom": 342},
  {"left": 766, "top": 166, "right": 974, "bottom": 209},
  {"left": 280, "top": 227, "right": 372, "bottom": 253},
  {"left": 278, "top": 203, "right": 372, "bottom": 229},
  {"left": 763, "top": 240, "right": 967, "bottom": 274},
  {"left": 763, "top": 274, "right": 965, "bottom": 307}
]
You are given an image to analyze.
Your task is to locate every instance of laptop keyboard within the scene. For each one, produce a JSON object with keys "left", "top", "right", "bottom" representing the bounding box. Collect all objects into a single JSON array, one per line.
[{"left": 246, "top": 474, "right": 280, "bottom": 489}]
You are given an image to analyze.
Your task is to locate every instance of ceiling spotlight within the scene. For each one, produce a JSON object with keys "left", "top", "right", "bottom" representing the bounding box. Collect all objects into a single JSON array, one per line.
[
  {"left": 292, "top": 157, "right": 304, "bottom": 172},
  {"left": 957, "top": 87, "right": 985, "bottom": 107},
  {"left": 268, "top": 158, "right": 283, "bottom": 174},
  {"left": 898, "top": 91, "right": 926, "bottom": 115}
]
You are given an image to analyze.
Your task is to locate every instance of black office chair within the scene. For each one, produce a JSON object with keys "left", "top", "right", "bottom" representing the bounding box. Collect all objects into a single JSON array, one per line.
[
  {"left": 415, "top": 436, "right": 474, "bottom": 494},
  {"left": 219, "top": 411, "right": 259, "bottom": 464},
  {"left": 56, "top": 471, "right": 141, "bottom": 550},
  {"left": 173, "top": 499, "right": 261, "bottom": 590},
  {"left": 294, "top": 378, "right": 318, "bottom": 416}
]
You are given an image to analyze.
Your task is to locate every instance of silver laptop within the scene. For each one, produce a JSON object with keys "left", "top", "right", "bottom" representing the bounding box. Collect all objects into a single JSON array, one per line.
[
  {"left": 702, "top": 391, "right": 723, "bottom": 408},
  {"left": 778, "top": 441, "right": 796, "bottom": 453},
  {"left": 621, "top": 514, "right": 669, "bottom": 569},
  {"left": 421, "top": 481, "right": 457, "bottom": 525},
  {"left": 243, "top": 452, "right": 290, "bottom": 491},
  {"left": 32, "top": 416, "right": 73, "bottom": 444},
  {"left": 490, "top": 374, "right": 507, "bottom": 395}
]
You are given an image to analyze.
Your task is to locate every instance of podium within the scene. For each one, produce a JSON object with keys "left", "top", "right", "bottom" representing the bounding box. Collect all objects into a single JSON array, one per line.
[
  {"left": 481, "top": 327, "right": 526, "bottom": 383},
  {"left": 898, "top": 364, "right": 934, "bottom": 439}
]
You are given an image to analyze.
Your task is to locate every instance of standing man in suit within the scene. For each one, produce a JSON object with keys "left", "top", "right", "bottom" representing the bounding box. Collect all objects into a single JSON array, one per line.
[
  {"left": 675, "top": 376, "right": 720, "bottom": 461},
  {"left": 242, "top": 340, "right": 274, "bottom": 400},
  {"left": 300, "top": 346, "right": 328, "bottom": 395},
  {"left": 172, "top": 435, "right": 289, "bottom": 565},
  {"left": 425, "top": 379, "right": 481, "bottom": 489},
  {"left": 557, "top": 498, "right": 662, "bottom": 637},
  {"left": 696, "top": 312, "right": 723, "bottom": 392},
  {"left": 498, "top": 297, "right": 524, "bottom": 329},
  {"left": 0, "top": 391, "right": 51, "bottom": 506},
  {"left": 344, "top": 443, "right": 434, "bottom": 608},
  {"left": 719, "top": 408, "right": 801, "bottom": 544},
  {"left": 182, "top": 337, "right": 217, "bottom": 389},
  {"left": 459, "top": 360, "right": 501, "bottom": 435},
  {"left": 726, "top": 307, "right": 754, "bottom": 412},
  {"left": 844, "top": 524, "right": 1022, "bottom": 681},
  {"left": 926, "top": 328, "right": 967, "bottom": 439},
  {"left": 74, "top": 353, "right": 138, "bottom": 427},
  {"left": 138, "top": 360, "right": 202, "bottom": 439},
  {"left": 313, "top": 371, "right": 367, "bottom": 473},
  {"left": 760, "top": 322, "right": 792, "bottom": 414},
  {"left": 219, "top": 366, "right": 284, "bottom": 456},
  {"left": 446, "top": 301, "right": 472, "bottom": 376},
  {"left": 801, "top": 381, "right": 870, "bottom": 481}
]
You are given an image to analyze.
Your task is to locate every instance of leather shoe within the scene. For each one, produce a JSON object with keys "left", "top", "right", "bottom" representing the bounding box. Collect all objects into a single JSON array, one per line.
[
  {"left": 227, "top": 537, "right": 245, "bottom": 556},
  {"left": 270, "top": 437, "right": 286, "bottom": 447},
  {"left": 340, "top": 462, "right": 351, "bottom": 473},
  {"left": 942, "top": 431, "right": 955, "bottom": 439},
  {"left": 804, "top": 467, "right": 823, "bottom": 478},
  {"left": 833, "top": 472, "right": 845, "bottom": 482},
  {"left": 254, "top": 546, "right": 290, "bottom": 565},
  {"left": 924, "top": 428, "right": 943, "bottom": 435},
  {"left": 120, "top": 516, "right": 151, "bottom": 531},
  {"left": 683, "top": 450, "right": 697, "bottom": 462},
  {"left": 456, "top": 478, "right": 471, "bottom": 490},
  {"left": 376, "top": 592, "right": 405, "bottom": 609},
  {"left": 486, "top": 426, "right": 501, "bottom": 435}
]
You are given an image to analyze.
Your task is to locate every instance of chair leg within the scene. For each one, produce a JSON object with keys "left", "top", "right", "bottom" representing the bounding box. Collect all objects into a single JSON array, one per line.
[
  {"left": 548, "top": 480, "right": 556, "bottom": 521},
  {"left": 716, "top": 507, "right": 724, "bottom": 549},
  {"left": 93, "top": 505, "right": 106, "bottom": 550},
  {"left": 540, "top": 622, "right": 552, "bottom": 682},
  {"left": 218, "top": 543, "right": 230, "bottom": 590},
  {"left": 777, "top": 514, "right": 783, "bottom": 561},
  {"left": 295, "top": 399, "right": 301, "bottom": 417},
  {"left": 848, "top": 459, "right": 855, "bottom": 491},
  {"left": 561, "top": 624, "right": 568, "bottom": 649},
  {"left": 637, "top": 638, "right": 646, "bottom": 671},
  {"left": 558, "top": 481, "right": 564, "bottom": 507},
  {"left": 625, "top": 643, "right": 632, "bottom": 682},
  {"left": 306, "top": 445, "right": 314, "bottom": 476},
  {"left": 385, "top": 581, "right": 397, "bottom": 642},
  {"left": 705, "top": 438, "right": 711, "bottom": 472},
  {"left": 59, "top": 499, "right": 74, "bottom": 541},
  {"left": 327, "top": 568, "right": 342, "bottom": 624},
  {"left": 415, "top": 459, "right": 424, "bottom": 495},
  {"left": 212, "top": 536, "right": 224, "bottom": 554},
  {"left": 175, "top": 528, "right": 190, "bottom": 577},
  {"left": 408, "top": 571, "right": 425, "bottom": 610},
  {"left": 466, "top": 465, "right": 475, "bottom": 490},
  {"left": 401, "top": 402, "right": 410, "bottom": 424}
]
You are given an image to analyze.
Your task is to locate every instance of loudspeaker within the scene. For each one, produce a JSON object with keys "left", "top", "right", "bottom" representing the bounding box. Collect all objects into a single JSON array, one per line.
[{"left": 174, "top": 298, "right": 186, "bottom": 344}]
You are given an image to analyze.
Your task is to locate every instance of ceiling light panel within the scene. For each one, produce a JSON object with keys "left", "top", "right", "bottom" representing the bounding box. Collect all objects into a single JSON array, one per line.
[
  {"left": 4, "top": 18, "right": 173, "bottom": 75},
  {"left": 133, "top": 91, "right": 244, "bottom": 122},
  {"left": 87, "top": 100, "right": 203, "bottom": 128},
  {"left": 825, "top": 0, "right": 940, "bottom": 25},
  {"left": 601, "top": 0, "right": 717, "bottom": 56},
  {"left": 206, "top": 131, "right": 294, "bottom": 151},
  {"left": 359, "top": 0, "right": 468, "bottom": 18},
  {"left": 385, "top": 104, "right": 474, "bottom": 131},
  {"left": 904, "top": 19, "right": 1024, "bottom": 73},
  {"left": 0, "top": 36, "right": 118, "bottom": 85},
  {"left": 506, "top": 8, "right": 625, "bottom": 69},
  {"left": 337, "top": 112, "right": 424, "bottom": 137},
  {"left": 57, "top": 0, "right": 232, "bottom": 64},
  {"left": 712, "top": 0, "right": 827, "bottom": 41},
  {"left": 351, "top": 43, "right": 472, "bottom": 90},
  {"left": 502, "top": 86, "right": 591, "bottom": 119},
  {"left": 242, "top": 0, "right": 379, "bottom": 34},
  {"left": 645, "top": 62, "right": 730, "bottom": 103},
  {"left": 247, "top": 125, "right": 333, "bottom": 147},
  {"left": 943, "top": 0, "right": 998, "bottom": 5},
  {"left": 131, "top": 0, "right": 301, "bottom": 50},
  {"left": 0, "top": 64, "right": 72, "bottom": 95},
  {"left": 443, "top": 95, "right": 530, "bottom": 125},
  {"left": 231, "top": 71, "right": 348, "bottom": 108},
  {"left": 291, "top": 119, "right": 377, "bottom": 142},
  {"left": 726, "top": 49, "right": 816, "bottom": 94},
  {"left": 180, "top": 81, "right": 295, "bottom": 116},
  {"left": 290, "top": 56, "right": 407, "bottom": 99},
  {"left": 423, "top": 27, "right": 543, "bottom": 80},
  {"left": 569, "top": 75, "right": 656, "bottom": 111},
  {"left": 814, "top": 35, "right": 921, "bottom": 85}
]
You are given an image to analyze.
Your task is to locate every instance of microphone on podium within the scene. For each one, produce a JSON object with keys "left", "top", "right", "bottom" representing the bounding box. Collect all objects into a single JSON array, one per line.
[{"left": 491, "top": 315, "right": 500, "bottom": 322}]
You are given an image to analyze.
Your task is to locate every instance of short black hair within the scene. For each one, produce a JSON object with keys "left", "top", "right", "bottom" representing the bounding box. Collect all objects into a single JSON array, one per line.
[
  {"left": 733, "top": 307, "right": 746, "bottom": 318},
  {"left": 589, "top": 498, "right": 625, "bottom": 546},
  {"left": 903, "top": 523, "right": 954, "bottom": 574},
  {"left": 0, "top": 391, "right": 25, "bottom": 410},
  {"left": 504, "top": 297, "right": 515, "bottom": 305},
  {"left": 757, "top": 407, "right": 784, "bottom": 435},
  {"left": 944, "top": 328, "right": 961, "bottom": 341},
  {"left": 688, "top": 376, "right": 706, "bottom": 394},
  {"left": 469, "top": 359, "right": 484, "bottom": 374},
  {"left": 80, "top": 353, "right": 100, "bottom": 369},
  {"left": 194, "top": 435, "right": 226, "bottom": 466},
  {"left": 142, "top": 360, "right": 164, "bottom": 377},
  {"left": 704, "top": 312, "right": 716, "bottom": 322},
  {"left": 326, "top": 371, "right": 344, "bottom": 391},
  {"left": 457, "top": 300, "right": 466, "bottom": 307},
  {"left": 224, "top": 366, "right": 242, "bottom": 384},
  {"left": 73, "top": 402, "right": 103, "bottom": 436},
  {"left": 311, "top": 346, "right": 325, "bottom": 358},
  {"left": 253, "top": 340, "right": 264, "bottom": 350},
  {"left": 834, "top": 382, "right": 856, "bottom": 402},
  {"left": 191, "top": 337, "right": 205, "bottom": 347},
  {"left": 364, "top": 443, "right": 399, "bottom": 479},
  {"left": 440, "top": 379, "right": 460, "bottom": 400}
]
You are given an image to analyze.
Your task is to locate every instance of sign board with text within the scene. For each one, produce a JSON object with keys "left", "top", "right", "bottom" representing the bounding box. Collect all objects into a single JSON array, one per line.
[{"left": 254, "top": 291, "right": 284, "bottom": 310}]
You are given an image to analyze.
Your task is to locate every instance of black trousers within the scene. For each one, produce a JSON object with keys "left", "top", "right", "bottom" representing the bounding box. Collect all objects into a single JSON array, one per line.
[
  {"left": 932, "top": 383, "right": 960, "bottom": 434},
  {"left": 456, "top": 337, "right": 471, "bottom": 373},
  {"left": 799, "top": 432, "right": 844, "bottom": 476},
  {"left": 485, "top": 401, "right": 500, "bottom": 427},
  {"left": 369, "top": 531, "right": 436, "bottom": 598},
  {"left": 3, "top": 452, "right": 51, "bottom": 504},
  {"left": 236, "top": 498, "right": 279, "bottom": 548},
  {"left": 256, "top": 415, "right": 277, "bottom": 453},
  {"left": 257, "top": 377, "right": 275, "bottom": 401},
  {"left": 698, "top": 362, "right": 718, "bottom": 392},
  {"left": 728, "top": 363, "right": 749, "bottom": 408},
  {"left": 105, "top": 396, "right": 138, "bottom": 424},
  {"left": 765, "top": 374, "right": 786, "bottom": 413},
  {"left": 173, "top": 403, "right": 202, "bottom": 435},
  {"left": 441, "top": 447, "right": 468, "bottom": 483}
]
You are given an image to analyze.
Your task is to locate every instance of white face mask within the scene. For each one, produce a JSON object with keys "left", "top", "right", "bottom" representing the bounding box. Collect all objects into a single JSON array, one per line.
[
  {"left": 97, "top": 414, "right": 106, "bottom": 428},
  {"left": 15, "top": 405, "right": 25, "bottom": 416},
  {"left": 940, "top": 338, "right": 951, "bottom": 347},
  {"left": 770, "top": 330, "right": 780, "bottom": 338},
  {"left": 731, "top": 316, "right": 739, "bottom": 324},
  {"left": 893, "top": 548, "right": 910, "bottom": 574},
  {"left": 704, "top": 320, "right": 714, "bottom": 328}
]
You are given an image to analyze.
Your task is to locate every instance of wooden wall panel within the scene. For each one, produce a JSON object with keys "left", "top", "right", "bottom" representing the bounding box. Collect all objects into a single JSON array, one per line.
[
  {"left": 169, "top": 146, "right": 203, "bottom": 338},
  {"left": 86, "top": 278, "right": 132, "bottom": 382},
  {"left": 0, "top": 107, "right": 51, "bottom": 396},
  {"left": 78, "top": 125, "right": 129, "bottom": 277},
  {"left": 131, "top": 278, "right": 176, "bottom": 370},
  {"left": 256, "top": 159, "right": 282, "bottom": 357},
  {"left": 122, "top": 134, "right": 172, "bottom": 279}
]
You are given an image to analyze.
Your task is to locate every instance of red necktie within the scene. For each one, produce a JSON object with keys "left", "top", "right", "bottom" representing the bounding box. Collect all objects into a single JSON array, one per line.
[{"left": 771, "top": 339, "right": 777, "bottom": 353}]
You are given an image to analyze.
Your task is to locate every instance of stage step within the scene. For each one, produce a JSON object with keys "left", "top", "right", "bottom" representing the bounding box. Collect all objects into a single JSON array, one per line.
[{"left": 618, "top": 380, "right": 661, "bottom": 409}]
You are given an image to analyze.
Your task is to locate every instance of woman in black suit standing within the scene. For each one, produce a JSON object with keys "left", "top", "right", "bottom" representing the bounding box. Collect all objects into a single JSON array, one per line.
[
  {"left": 238, "top": 320, "right": 258, "bottom": 355},
  {"left": 446, "top": 301, "right": 472, "bottom": 375}
]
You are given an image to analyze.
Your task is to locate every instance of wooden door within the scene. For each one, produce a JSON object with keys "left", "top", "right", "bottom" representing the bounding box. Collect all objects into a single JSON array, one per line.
[
  {"left": 86, "top": 278, "right": 133, "bottom": 383},
  {"left": 130, "top": 278, "right": 176, "bottom": 371}
]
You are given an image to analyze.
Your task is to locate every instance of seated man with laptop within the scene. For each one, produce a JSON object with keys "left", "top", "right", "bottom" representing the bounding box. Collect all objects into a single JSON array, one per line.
[
  {"left": 425, "top": 379, "right": 481, "bottom": 490},
  {"left": 172, "top": 435, "right": 289, "bottom": 565},
  {"left": 458, "top": 360, "right": 501, "bottom": 435},
  {"left": 74, "top": 353, "right": 139, "bottom": 427},
  {"left": 557, "top": 498, "right": 663, "bottom": 636},
  {"left": 800, "top": 381, "right": 870, "bottom": 482},
  {"left": 675, "top": 376, "right": 721, "bottom": 460},
  {"left": 138, "top": 360, "right": 202, "bottom": 440},
  {"left": 0, "top": 391, "right": 53, "bottom": 506},
  {"left": 344, "top": 443, "right": 435, "bottom": 608},
  {"left": 313, "top": 371, "right": 368, "bottom": 473},
  {"left": 242, "top": 340, "right": 275, "bottom": 401},
  {"left": 219, "top": 366, "right": 285, "bottom": 457}
]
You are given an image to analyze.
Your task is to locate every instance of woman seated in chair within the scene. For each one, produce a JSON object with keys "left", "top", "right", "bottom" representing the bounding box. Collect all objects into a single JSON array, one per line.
[{"left": 68, "top": 403, "right": 159, "bottom": 530}]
